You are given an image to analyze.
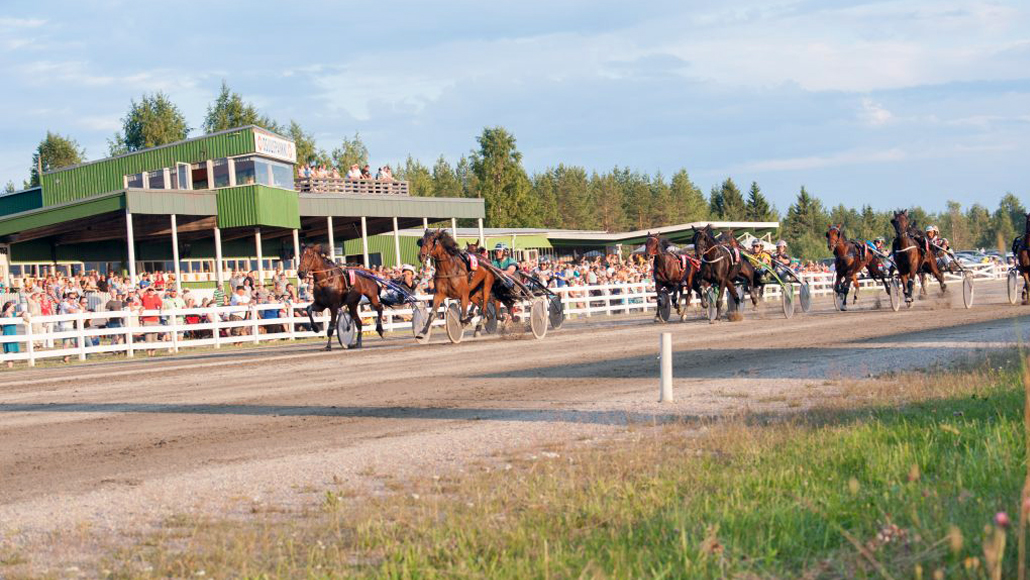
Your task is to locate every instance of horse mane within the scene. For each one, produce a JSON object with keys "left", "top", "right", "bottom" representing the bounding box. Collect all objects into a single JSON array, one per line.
[
  {"left": 659, "top": 238, "right": 675, "bottom": 251},
  {"left": 434, "top": 229, "right": 462, "bottom": 255}
]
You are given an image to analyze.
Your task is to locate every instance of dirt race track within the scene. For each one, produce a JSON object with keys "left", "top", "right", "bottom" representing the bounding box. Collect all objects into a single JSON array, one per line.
[{"left": 2, "top": 279, "right": 1029, "bottom": 564}]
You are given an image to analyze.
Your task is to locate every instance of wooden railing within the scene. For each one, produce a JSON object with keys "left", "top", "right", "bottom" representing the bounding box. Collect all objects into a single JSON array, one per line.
[{"left": 296, "top": 177, "right": 409, "bottom": 196}]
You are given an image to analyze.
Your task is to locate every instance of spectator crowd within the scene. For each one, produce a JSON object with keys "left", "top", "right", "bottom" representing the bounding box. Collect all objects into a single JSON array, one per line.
[{"left": 298, "top": 162, "right": 394, "bottom": 182}]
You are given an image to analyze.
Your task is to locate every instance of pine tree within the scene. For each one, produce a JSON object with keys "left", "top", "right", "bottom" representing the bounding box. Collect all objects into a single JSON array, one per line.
[
  {"left": 470, "top": 127, "right": 539, "bottom": 227},
  {"left": 590, "top": 172, "right": 624, "bottom": 232},
  {"left": 330, "top": 133, "right": 369, "bottom": 173},
  {"left": 669, "top": 169, "right": 707, "bottom": 223},
  {"left": 395, "top": 156, "right": 432, "bottom": 197},
  {"left": 650, "top": 172, "right": 674, "bottom": 227},
  {"left": 745, "top": 181, "right": 775, "bottom": 221},
  {"left": 532, "top": 170, "right": 561, "bottom": 228},
  {"left": 287, "top": 121, "right": 320, "bottom": 168},
  {"left": 202, "top": 80, "right": 279, "bottom": 134},
  {"left": 29, "top": 132, "right": 86, "bottom": 186},
  {"left": 783, "top": 186, "right": 830, "bottom": 259},
  {"left": 554, "top": 165, "right": 592, "bottom": 229},
  {"left": 431, "top": 156, "right": 461, "bottom": 198}
]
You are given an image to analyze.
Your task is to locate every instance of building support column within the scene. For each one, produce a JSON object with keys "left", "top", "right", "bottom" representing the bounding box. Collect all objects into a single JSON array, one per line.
[
  {"left": 392, "top": 217, "right": 402, "bottom": 267},
  {"left": 170, "top": 214, "right": 181, "bottom": 293},
  {"left": 292, "top": 228, "right": 301, "bottom": 274},
  {"left": 422, "top": 217, "right": 428, "bottom": 231},
  {"left": 451, "top": 217, "right": 458, "bottom": 238},
  {"left": 254, "top": 227, "right": 264, "bottom": 287},
  {"left": 361, "top": 216, "right": 369, "bottom": 268},
  {"left": 327, "top": 216, "right": 335, "bottom": 262},
  {"left": 478, "top": 218, "right": 485, "bottom": 247},
  {"left": 214, "top": 226, "right": 224, "bottom": 290},
  {"left": 125, "top": 210, "right": 136, "bottom": 286}
]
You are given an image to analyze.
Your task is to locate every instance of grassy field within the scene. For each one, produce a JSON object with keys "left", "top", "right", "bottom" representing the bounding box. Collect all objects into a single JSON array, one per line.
[{"left": 69, "top": 352, "right": 1030, "bottom": 578}]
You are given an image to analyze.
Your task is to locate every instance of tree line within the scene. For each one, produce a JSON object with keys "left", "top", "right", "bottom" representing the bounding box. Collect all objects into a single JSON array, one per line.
[{"left": 6, "top": 84, "right": 1025, "bottom": 260}]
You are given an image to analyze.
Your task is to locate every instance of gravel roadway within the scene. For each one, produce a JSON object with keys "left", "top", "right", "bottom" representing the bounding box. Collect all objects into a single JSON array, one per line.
[{"left": 1, "top": 279, "right": 1029, "bottom": 569}]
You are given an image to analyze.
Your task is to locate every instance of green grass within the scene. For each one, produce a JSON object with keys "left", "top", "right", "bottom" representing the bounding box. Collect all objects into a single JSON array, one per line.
[{"left": 99, "top": 355, "right": 1028, "bottom": 579}]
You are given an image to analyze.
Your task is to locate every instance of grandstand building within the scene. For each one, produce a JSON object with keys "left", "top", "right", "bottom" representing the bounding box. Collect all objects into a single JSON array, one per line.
[{"left": 0, "top": 126, "right": 484, "bottom": 289}]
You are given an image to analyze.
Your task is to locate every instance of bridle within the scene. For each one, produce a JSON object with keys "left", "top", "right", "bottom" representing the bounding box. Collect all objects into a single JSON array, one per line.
[{"left": 698, "top": 236, "right": 730, "bottom": 264}]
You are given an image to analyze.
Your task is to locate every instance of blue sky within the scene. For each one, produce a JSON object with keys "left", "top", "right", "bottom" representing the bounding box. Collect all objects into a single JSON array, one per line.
[{"left": 1, "top": 0, "right": 1028, "bottom": 213}]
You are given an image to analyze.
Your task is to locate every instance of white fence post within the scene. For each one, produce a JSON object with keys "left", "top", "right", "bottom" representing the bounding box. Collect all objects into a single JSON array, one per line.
[
  {"left": 125, "top": 311, "right": 135, "bottom": 358},
  {"left": 213, "top": 310, "right": 222, "bottom": 349},
  {"left": 287, "top": 301, "right": 296, "bottom": 341},
  {"left": 251, "top": 306, "right": 260, "bottom": 344},
  {"left": 170, "top": 310, "right": 179, "bottom": 353},
  {"left": 24, "top": 312, "right": 35, "bottom": 367},
  {"left": 659, "top": 332, "right": 673, "bottom": 402},
  {"left": 76, "top": 316, "right": 86, "bottom": 361}
]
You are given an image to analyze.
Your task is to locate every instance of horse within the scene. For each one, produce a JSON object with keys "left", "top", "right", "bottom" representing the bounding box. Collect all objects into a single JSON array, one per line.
[
  {"left": 890, "top": 210, "right": 946, "bottom": 304},
  {"left": 464, "top": 239, "right": 535, "bottom": 322},
  {"left": 692, "top": 224, "right": 747, "bottom": 321},
  {"left": 825, "top": 224, "right": 880, "bottom": 310},
  {"left": 1012, "top": 212, "right": 1030, "bottom": 303},
  {"left": 644, "top": 233, "right": 700, "bottom": 320},
  {"left": 415, "top": 229, "right": 495, "bottom": 339},
  {"left": 297, "top": 244, "right": 384, "bottom": 350}
]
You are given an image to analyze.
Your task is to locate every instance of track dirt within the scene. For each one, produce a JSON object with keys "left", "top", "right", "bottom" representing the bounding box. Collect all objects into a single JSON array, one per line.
[{"left": 1, "top": 280, "right": 1028, "bottom": 568}]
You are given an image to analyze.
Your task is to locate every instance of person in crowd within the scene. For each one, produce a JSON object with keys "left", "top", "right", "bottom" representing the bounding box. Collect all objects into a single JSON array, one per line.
[
  {"left": 105, "top": 291, "right": 127, "bottom": 345},
  {"left": 361, "top": 164, "right": 372, "bottom": 179},
  {"left": 140, "top": 286, "right": 163, "bottom": 357},
  {"left": 347, "top": 164, "right": 361, "bottom": 179},
  {"left": 2, "top": 300, "right": 19, "bottom": 367}
]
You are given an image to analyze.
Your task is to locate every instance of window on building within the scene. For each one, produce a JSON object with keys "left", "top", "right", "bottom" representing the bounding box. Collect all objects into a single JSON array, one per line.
[
  {"left": 126, "top": 173, "right": 144, "bottom": 188},
  {"left": 148, "top": 170, "right": 166, "bottom": 189},
  {"left": 192, "top": 163, "right": 209, "bottom": 190},
  {"left": 212, "top": 159, "right": 231, "bottom": 188},
  {"left": 234, "top": 157, "right": 257, "bottom": 185}
]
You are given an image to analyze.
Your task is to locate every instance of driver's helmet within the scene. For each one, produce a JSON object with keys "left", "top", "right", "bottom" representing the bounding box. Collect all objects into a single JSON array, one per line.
[
  {"left": 401, "top": 264, "right": 415, "bottom": 274},
  {"left": 494, "top": 242, "right": 508, "bottom": 252},
  {"left": 941, "top": 238, "right": 950, "bottom": 246},
  {"left": 776, "top": 240, "right": 787, "bottom": 249},
  {"left": 750, "top": 239, "right": 762, "bottom": 248},
  {"left": 926, "top": 225, "right": 938, "bottom": 235},
  {"left": 874, "top": 237, "right": 885, "bottom": 244}
]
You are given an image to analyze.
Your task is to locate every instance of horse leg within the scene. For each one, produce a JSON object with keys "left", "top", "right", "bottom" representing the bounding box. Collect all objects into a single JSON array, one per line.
[
  {"left": 325, "top": 307, "right": 337, "bottom": 351},
  {"left": 347, "top": 299, "right": 363, "bottom": 349},
  {"left": 306, "top": 304, "right": 320, "bottom": 334},
  {"left": 417, "top": 293, "right": 443, "bottom": 338},
  {"left": 368, "top": 293, "right": 385, "bottom": 338},
  {"left": 1022, "top": 272, "right": 1030, "bottom": 305}
]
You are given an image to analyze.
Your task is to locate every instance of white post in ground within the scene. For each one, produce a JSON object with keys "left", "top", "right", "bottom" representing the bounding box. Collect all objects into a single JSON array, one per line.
[
  {"left": 125, "top": 210, "right": 137, "bottom": 286},
  {"left": 478, "top": 217, "right": 485, "bottom": 246},
  {"left": 170, "top": 214, "right": 181, "bottom": 293},
  {"left": 292, "top": 228, "right": 301, "bottom": 274},
  {"left": 361, "top": 216, "right": 369, "bottom": 267},
  {"left": 327, "top": 216, "right": 336, "bottom": 261},
  {"left": 214, "top": 226, "right": 224, "bottom": 291},
  {"left": 659, "top": 332, "right": 673, "bottom": 402},
  {"left": 422, "top": 217, "right": 428, "bottom": 231},
  {"left": 392, "top": 217, "right": 401, "bottom": 267},
  {"left": 254, "top": 228, "right": 264, "bottom": 287},
  {"left": 451, "top": 217, "right": 458, "bottom": 238}
]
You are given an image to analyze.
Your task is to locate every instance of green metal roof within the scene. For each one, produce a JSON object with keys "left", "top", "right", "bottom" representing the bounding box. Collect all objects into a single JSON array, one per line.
[
  {"left": 0, "top": 191, "right": 125, "bottom": 238},
  {"left": 299, "top": 194, "right": 484, "bottom": 219}
]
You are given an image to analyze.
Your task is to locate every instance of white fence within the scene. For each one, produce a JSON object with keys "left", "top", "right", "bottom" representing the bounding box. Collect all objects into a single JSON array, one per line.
[{"left": 0, "top": 264, "right": 1007, "bottom": 366}]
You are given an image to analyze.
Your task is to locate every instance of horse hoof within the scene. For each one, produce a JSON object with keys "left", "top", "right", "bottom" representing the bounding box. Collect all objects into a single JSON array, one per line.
[{"left": 324, "top": 346, "right": 332, "bottom": 352}]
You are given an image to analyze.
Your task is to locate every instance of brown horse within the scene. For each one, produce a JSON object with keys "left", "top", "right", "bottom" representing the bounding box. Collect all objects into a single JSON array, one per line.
[
  {"left": 297, "top": 245, "right": 384, "bottom": 350},
  {"left": 416, "top": 230, "right": 495, "bottom": 339},
  {"left": 692, "top": 225, "right": 749, "bottom": 321},
  {"left": 1012, "top": 213, "right": 1030, "bottom": 303},
  {"left": 644, "top": 232, "right": 699, "bottom": 320},
  {"left": 826, "top": 224, "right": 878, "bottom": 310},
  {"left": 890, "top": 210, "right": 946, "bottom": 304}
]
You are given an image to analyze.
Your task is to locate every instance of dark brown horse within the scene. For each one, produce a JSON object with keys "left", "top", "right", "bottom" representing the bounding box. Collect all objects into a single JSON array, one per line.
[
  {"left": 297, "top": 245, "right": 384, "bottom": 350},
  {"left": 826, "top": 224, "right": 879, "bottom": 310},
  {"left": 416, "top": 230, "right": 495, "bottom": 339},
  {"left": 692, "top": 225, "right": 749, "bottom": 321},
  {"left": 890, "top": 210, "right": 946, "bottom": 304},
  {"left": 644, "top": 232, "right": 699, "bottom": 320},
  {"left": 1012, "top": 213, "right": 1030, "bottom": 303}
]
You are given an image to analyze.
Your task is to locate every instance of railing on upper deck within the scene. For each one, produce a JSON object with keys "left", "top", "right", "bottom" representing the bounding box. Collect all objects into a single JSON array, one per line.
[{"left": 295, "top": 177, "right": 409, "bottom": 196}]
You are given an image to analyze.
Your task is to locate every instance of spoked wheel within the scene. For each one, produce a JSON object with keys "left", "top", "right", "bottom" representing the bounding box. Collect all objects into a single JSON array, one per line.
[
  {"left": 962, "top": 271, "right": 974, "bottom": 309},
  {"left": 548, "top": 295, "right": 564, "bottom": 329},
  {"left": 833, "top": 289, "right": 845, "bottom": 312},
  {"left": 1008, "top": 270, "right": 1019, "bottom": 305},
  {"left": 781, "top": 286, "right": 795, "bottom": 319},
  {"left": 706, "top": 288, "right": 719, "bottom": 323},
  {"left": 412, "top": 303, "right": 432, "bottom": 344},
  {"left": 445, "top": 303, "right": 464, "bottom": 344},
  {"left": 656, "top": 291, "right": 672, "bottom": 323},
  {"left": 336, "top": 310, "right": 358, "bottom": 349},
  {"left": 483, "top": 302, "right": 499, "bottom": 334},
  {"left": 889, "top": 279, "right": 902, "bottom": 312},
  {"left": 799, "top": 283, "right": 812, "bottom": 313},
  {"left": 530, "top": 298, "right": 548, "bottom": 339}
]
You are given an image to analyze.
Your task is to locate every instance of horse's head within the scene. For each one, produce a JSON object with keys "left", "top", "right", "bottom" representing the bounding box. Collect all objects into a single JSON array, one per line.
[
  {"left": 465, "top": 240, "right": 480, "bottom": 255},
  {"left": 297, "top": 244, "right": 326, "bottom": 279},
  {"left": 826, "top": 224, "right": 843, "bottom": 251},
  {"left": 644, "top": 233, "right": 661, "bottom": 257},
  {"left": 417, "top": 230, "right": 437, "bottom": 263},
  {"left": 692, "top": 225, "right": 714, "bottom": 257},
  {"left": 890, "top": 210, "right": 910, "bottom": 237}
]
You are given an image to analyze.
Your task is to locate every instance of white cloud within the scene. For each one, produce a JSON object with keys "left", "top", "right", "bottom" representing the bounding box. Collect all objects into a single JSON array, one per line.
[
  {"left": 0, "top": 17, "right": 45, "bottom": 28},
  {"left": 860, "top": 98, "right": 893, "bottom": 126},
  {"left": 740, "top": 148, "right": 909, "bottom": 172}
]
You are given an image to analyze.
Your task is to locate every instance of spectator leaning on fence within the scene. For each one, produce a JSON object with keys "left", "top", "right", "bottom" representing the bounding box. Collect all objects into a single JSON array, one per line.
[
  {"left": 2, "top": 301, "right": 18, "bottom": 368},
  {"left": 140, "top": 287, "right": 162, "bottom": 357}
]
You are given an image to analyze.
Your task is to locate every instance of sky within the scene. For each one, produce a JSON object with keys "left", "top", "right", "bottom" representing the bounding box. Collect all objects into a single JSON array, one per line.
[{"left": 0, "top": 0, "right": 1028, "bottom": 213}]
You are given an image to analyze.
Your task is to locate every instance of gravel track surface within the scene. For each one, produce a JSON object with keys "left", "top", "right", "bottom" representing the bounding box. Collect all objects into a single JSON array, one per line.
[{"left": 1, "top": 279, "right": 1028, "bottom": 569}]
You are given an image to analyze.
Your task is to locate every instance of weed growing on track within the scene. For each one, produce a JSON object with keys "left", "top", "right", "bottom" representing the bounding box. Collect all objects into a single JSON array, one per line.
[{"left": 95, "top": 352, "right": 1029, "bottom": 579}]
